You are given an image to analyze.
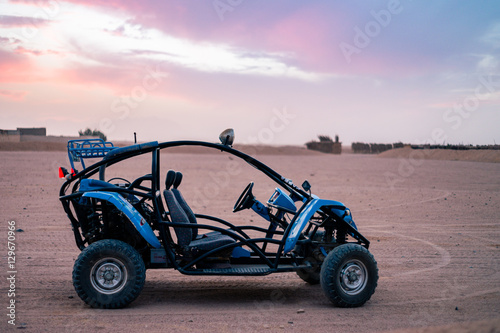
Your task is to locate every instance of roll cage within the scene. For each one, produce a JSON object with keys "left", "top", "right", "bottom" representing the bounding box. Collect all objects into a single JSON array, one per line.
[{"left": 59, "top": 139, "right": 369, "bottom": 276}]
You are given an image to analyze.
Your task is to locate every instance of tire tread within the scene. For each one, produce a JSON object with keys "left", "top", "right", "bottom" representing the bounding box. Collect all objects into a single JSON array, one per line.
[
  {"left": 320, "top": 243, "right": 378, "bottom": 307},
  {"left": 72, "top": 239, "right": 146, "bottom": 309}
]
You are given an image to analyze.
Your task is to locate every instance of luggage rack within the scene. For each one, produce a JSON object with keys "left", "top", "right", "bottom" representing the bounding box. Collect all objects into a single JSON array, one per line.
[{"left": 67, "top": 138, "right": 116, "bottom": 170}]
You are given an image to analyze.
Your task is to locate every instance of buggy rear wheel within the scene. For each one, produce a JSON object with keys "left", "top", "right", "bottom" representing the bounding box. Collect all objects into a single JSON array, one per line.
[
  {"left": 320, "top": 243, "right": 378, "bottom": 307},
  {"left": 73, "top": 239, "right": 145, "bottom": 309}
]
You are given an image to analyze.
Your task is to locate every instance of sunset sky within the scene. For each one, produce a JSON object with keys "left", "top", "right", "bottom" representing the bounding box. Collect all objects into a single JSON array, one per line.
[{"left": 1, "top": 0, "right": 499, "bottom": 145}]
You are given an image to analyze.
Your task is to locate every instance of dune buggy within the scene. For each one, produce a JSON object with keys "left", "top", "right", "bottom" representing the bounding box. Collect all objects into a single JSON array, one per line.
[{"left": 59, "top": 129, "right": 378, "bottom": 309}]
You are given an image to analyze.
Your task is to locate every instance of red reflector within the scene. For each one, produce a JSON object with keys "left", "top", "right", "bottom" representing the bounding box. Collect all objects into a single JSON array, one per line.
[{"left": 59, "top": 167, "right": 68, "bottom": 178}]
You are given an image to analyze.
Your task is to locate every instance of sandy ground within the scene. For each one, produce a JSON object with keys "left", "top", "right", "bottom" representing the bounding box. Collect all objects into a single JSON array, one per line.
[{"left": 0, "top": 147, "right": 499, "bottom": 332}]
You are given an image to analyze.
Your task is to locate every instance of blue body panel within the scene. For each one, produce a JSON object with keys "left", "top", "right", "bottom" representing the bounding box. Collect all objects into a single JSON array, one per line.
[
  {"left": 267, "top": 188, "right": 297, "bottom": 213},
  {"left": 82, "top": 191, "right": 162, "bottom": 248},
  {"left": 79, "top": 179, "right": 117, "bottom": 191},
  {"left": 251, "top": 200, "right": 271, "bottom": 221},
  {"left": 231, "top": 247, "right": 251, "bottom": 258},
  {"left": 283, "top": 198, "right": 347, "bottom": 253}
]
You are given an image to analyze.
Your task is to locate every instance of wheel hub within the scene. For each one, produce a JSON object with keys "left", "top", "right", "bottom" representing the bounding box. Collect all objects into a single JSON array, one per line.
[
  {"left": 100, "top": 265, "right": 120, "bottom": 284},
  {"left": 91, "top": 258, "right": 127, "bottom": 294},
  {"left": 339, "top": 260, "right": 367, "bottom": 295},
  {"left": 347, "top": 270, "right": 359, "bottom": 283}
]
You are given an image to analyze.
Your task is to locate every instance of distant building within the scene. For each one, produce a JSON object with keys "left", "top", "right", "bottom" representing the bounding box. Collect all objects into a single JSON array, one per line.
[
  {"left": 351, "top": 142, "right": 395, "bottom": 154},
  {"left": 305, "top": 135, "right": 342, "bottom": 154},
  {"left": 0, "top": 129, "right": 18, "bottom": 135},
  {"left": 0, "top": 127, "right": 100, "bottom": 144},
  {"left": 0, "top": 127, "right": 47, "bottom": 142},
  {"left": 17, "top": 127, "right": 46, "bottom": 136},
  {"left": 0, "top": 127, "right": 47, "bottom": 136}
]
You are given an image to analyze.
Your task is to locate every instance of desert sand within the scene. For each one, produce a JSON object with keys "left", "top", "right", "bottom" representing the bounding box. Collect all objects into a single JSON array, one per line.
[{"left": 0, "top": 144, "right": 499, "bottom": 332}]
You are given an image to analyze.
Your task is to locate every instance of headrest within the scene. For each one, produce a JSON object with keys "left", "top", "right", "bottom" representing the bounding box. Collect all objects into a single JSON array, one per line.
[
  {"left": 165, "top": 170, "right": 176, "bottom": 190},
  {"left": 173, "top": 172, "right": 183, "bottom": 189}
]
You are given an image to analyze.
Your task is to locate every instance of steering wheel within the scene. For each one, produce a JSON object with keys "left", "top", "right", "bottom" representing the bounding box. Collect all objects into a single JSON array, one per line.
[
  {"left": 233, "top": 182, "right": 255, "bottom": 213},
  {"left": 107, "top": 177, "right": 131, "bottom": 187}
]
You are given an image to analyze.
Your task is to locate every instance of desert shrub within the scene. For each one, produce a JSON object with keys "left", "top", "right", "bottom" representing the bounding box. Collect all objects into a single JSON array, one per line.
[{"left": 79, "top": 128, "right": 107, "bottom": 141}]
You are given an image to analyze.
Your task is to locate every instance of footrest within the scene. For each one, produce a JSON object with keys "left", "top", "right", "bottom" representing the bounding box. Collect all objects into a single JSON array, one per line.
[{"left": 201, "top": 267, "right": 272, "bottom": 275}]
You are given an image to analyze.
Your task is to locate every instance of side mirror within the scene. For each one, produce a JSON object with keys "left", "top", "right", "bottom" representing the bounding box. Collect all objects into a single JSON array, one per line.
[
  {"left": 302, "top": 180, "right": 311, "bottom": 192},
  {"left": 219, "top": 128, "right": 235, "bottom": 146}
]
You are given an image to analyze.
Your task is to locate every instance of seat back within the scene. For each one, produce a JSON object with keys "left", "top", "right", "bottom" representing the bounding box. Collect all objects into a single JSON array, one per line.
[
  {"left": 171, "top": 171, "right": 198, "bottom": 240},
  {"left": 163, "top": 170, "right": 192, "bottom": 247}
]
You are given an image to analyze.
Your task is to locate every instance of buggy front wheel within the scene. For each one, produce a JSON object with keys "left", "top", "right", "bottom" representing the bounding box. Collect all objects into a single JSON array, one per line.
[
  {"left": 72, "top": 239, "right": 146, "bottom": 309},
  {"left": 320, "top": 243, "right": 378, "bottom": 307}
]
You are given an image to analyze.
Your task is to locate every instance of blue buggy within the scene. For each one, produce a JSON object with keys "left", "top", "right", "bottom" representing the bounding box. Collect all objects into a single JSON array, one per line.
[{"left": 59, "top": 129, "right": 378, "bottom": 308}]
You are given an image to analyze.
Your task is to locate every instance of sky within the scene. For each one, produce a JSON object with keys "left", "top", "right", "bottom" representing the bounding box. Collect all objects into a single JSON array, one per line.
[{"left": 0, "top": 0, "right": 499, "bottom": 145}]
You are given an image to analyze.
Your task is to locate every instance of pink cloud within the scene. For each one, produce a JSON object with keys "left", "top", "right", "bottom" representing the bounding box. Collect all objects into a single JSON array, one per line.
[
  {"left": 0, "top": 89, "right": 28, "bottom": 101},
  {"left": 14, "top": 46, "right": 62, "bottom": 56},
  {"left": 51, "top": 0, "right": 144, "bottom": 13},
  {"left": 53, "top": 61, "right": 170, "bottom": 95},
  {"left": 255, "top": 6, "right": 345, "bottom": 72},
  {"left": 0, "top": 36, "right": 21, "bottom": 45},
  {"left": 0, "top": 49, "right": 50, "bottom": 83},
  {"left": 51, "top": 59, "right": 223, "bottom": 108},
  {"left": 1, "top": 1, "right": 448, "bottom": 82},
  {"left": 56, "top": 1, "right": 355, "bottom": 75},
  {"left": 6, "top": 1, "right": 338, "bottom": 75},
  {"left": 0, "top": 14, "right": 50, "bottom": 27}
]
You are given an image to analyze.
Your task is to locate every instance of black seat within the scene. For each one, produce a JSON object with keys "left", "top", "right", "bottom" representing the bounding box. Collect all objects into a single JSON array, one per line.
[
  {"left": 163, "top": 170, "right": 235, "bottom": 256},
  {"left": 172, "top": 171, "right": 221, "bottom": 240},
  {"left": 171, "top": 171, "right": 198, "bottom": 240}
]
